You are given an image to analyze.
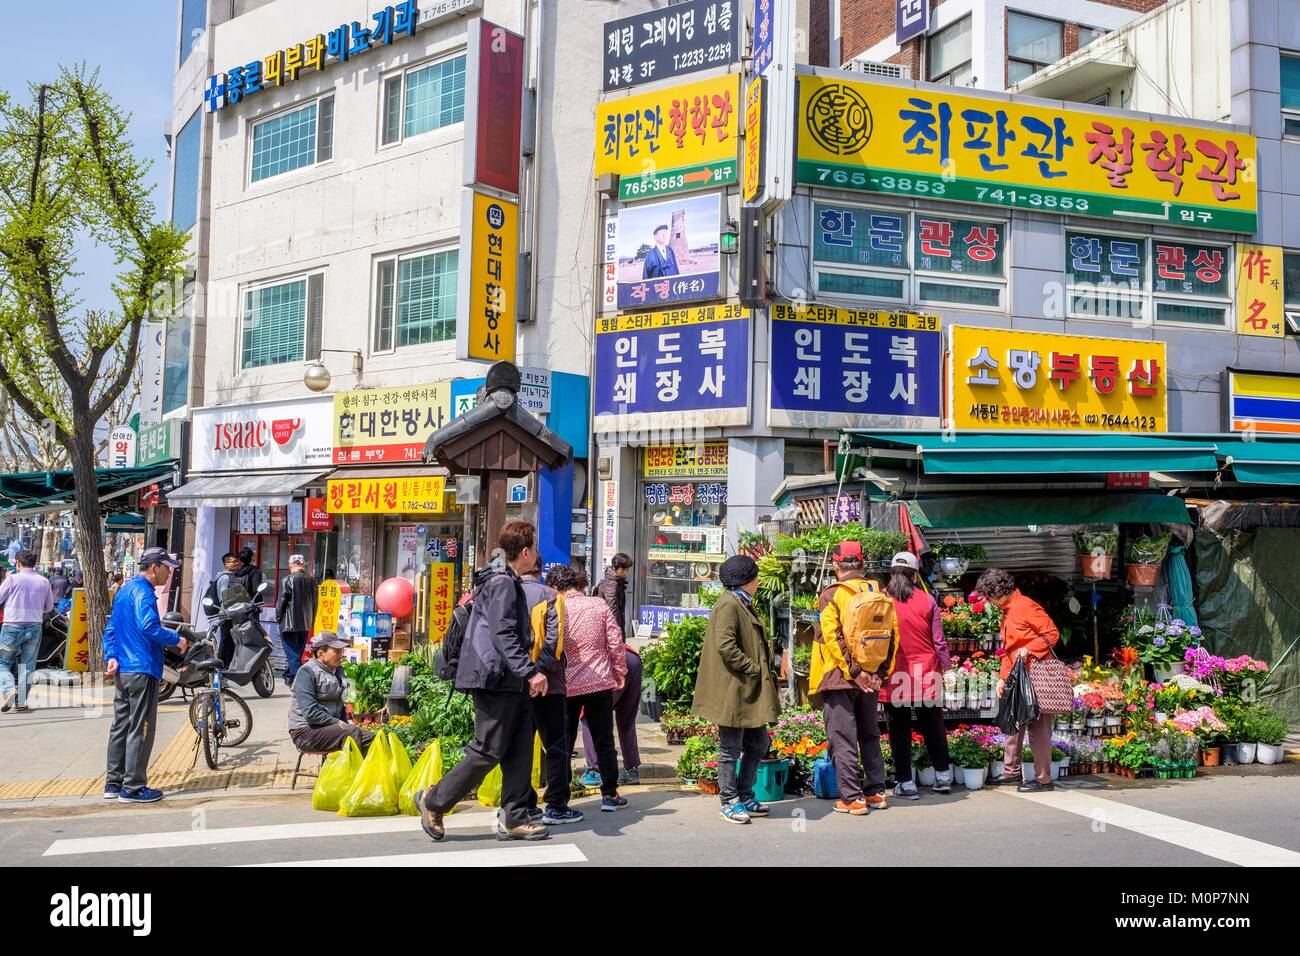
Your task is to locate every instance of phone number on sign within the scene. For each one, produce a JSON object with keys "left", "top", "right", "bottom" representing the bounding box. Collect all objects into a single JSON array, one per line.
[
  {"left": 672, "top": 42, "right": 734, "bottom": 71},
  {"left": 1084, "top": 414, "right": 1161, "bottom": 430},
  {"left": 807, "top": 166, "right": 1095, "bottom": 212}
]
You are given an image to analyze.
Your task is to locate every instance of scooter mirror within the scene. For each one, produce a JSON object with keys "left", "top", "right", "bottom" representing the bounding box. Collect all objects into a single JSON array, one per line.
[
  {"left": 257, "top": 581, "right": 270, "bottom": 595},
  {"left": 202, "top": 597, "right": 216, "bottom": 611}
]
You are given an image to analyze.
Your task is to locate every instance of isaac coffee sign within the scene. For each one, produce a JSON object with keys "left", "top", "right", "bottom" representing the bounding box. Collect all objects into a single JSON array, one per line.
[{"left": 192, "top": 395, "right": 334, "bottom": 472}]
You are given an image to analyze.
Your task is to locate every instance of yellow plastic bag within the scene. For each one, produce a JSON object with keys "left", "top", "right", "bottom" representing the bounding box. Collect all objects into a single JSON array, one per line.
[
  {"left": 311, "top": 735, "right": 363, "bottom": 812},
  {"left": 531, "top": 732, "right": 543, "bottom": 792},
  {"left": 477, "top": 764, "right": 503, "bottom": 807},
  {"left": 338, "top": 730, "right": 400, "bottom": 817},
  {"left": 398, "top": 740, "right": 443, "bottom": 816},
  {"left": 389, "top": 733, "right": 413, "bottom": 787}
]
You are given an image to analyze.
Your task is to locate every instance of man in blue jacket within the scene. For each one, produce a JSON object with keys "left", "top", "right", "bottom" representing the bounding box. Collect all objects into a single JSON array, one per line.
[
  {"left": 641, "top": 224, "right": 680, "bottom": 279},
  {"left": 103, "top": 548, "right": 186, "bottom": 803}
]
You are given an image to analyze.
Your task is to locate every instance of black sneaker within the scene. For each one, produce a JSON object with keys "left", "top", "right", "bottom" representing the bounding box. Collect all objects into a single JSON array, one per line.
[
  {"left": 600, "top": 794, "right": 629, "bottom": 812},
  {"left": 102, "top": 784, "right": 122, "bottom": 801},
  {"left": 525, "top": 807, "right": 544, "bottom": 823},
  {"left": 1017, "top": 780, "right": 1055, "bottom": 793},
  {"left": 541, "top": 807, "right": 584, "bottom": 825}
]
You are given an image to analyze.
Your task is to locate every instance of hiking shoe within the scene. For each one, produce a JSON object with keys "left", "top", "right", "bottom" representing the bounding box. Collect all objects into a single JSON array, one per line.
[
  {"left": 892, "top": 780, "right": 921, "bottom": 801},
  {"left": 580, "top": 769, "right": 603, "bottom": 788},
  {"left": 618, "top": 767, "right": 640, "bottom": 786},
  {"left": 866, "top": 794, "right": 888, "bottom": 811},
  {"left": 118, "top": 786, "right": 163, "bottom": 804},
  {"left": 414, "top": 789, "right": 445, "bottom": 841},
  {"left": 1017, "top": 780, "right": 1054, "bottom": 793},
  {"left": 0, "top": 690, "right": 14, "bottom": 712},
  {"left": 102, "top": 784, "right": 122, "bottom": 801},
  {"left": 719, "top": 802, "right": 751, "bottom": 824},
  {"left": 742, "top": 800, "right": 770, "bottom": 816},
  {"left": 833, "top": 799, "right": 869, "bottom": 815},
  {"left": 932, "top": 770, "right": 954, "bottom": 794},
  {"left": 496, "top": 821, "right": 551, "bottom": 841},
  {"left": 541, "top": 807, "right": 584, "bottom": 825},
  {"left": 600, "top": 794, "right": 629, "bottom": 812}
]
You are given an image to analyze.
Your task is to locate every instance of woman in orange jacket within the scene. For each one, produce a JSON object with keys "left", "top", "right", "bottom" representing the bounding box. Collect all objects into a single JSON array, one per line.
[{"left": 975, "top": 568, "right": 1060, "bottom": 792}]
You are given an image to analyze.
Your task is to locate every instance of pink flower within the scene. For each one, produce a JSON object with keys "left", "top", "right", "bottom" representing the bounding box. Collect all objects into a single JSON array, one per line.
[{"left": 1127, "top": 704, "right": 1137, "bottom": 711}]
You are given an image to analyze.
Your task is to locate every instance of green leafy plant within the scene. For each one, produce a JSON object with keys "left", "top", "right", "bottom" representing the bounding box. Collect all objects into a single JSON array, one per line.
[
  {"left": 931, "top": 542, "right": 989, "bottom": 562},
  {"left": 949, "top": 735, "right": 989, "bottom": 770},
  {"left": 772, "top": 525, "right": 908, "bottom": 561},
  {"left": 676, "top": 732, "right": 720, "bottom": 781},
  {"left": 1126, "top": 533, "right": 1171, "bottom": 564},
  {"left": 1073, "top": 526, "right": 1119, "bottom": 556},
  {"left": 697, "top": 583, "right": 721, "bottom": 608},
  {"left": 790, "top": 591, "right": 820, "bottom": 611},
  {"left": 1245, "top": 706, "right": 1288, "bottom": 746},
  {"left": 342, "top": 660, "right": 395, "bottom": 714},
  {"left": 645, "top": 614, "right": 709, "bottom": 704}
]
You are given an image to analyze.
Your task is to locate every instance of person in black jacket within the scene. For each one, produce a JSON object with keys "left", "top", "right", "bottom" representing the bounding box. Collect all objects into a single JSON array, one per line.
[
  {"left": 276, "top": 556, "right": 317, "bottom": 686},
  {"left": 233, "top": 548, "right": 263, "bottom": 595},
  {"left": 594, "top": 552, "right": 632, "bottom": 638},
  {"left": 418, "top": 521, "right": 550, "bottom": 843}
]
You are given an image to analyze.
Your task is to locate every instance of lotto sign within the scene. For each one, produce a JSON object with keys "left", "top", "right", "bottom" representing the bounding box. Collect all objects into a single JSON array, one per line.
[
  {"left": 457, "top": 189, "right": 518, "bottom": 363},
  {"left": 428, "top": 563, "right": 456, "bottom": 643},
  {"left": 596, "top": 75, "right": 740, "bottom": 200},
  {"left": 327, "top": 477, "right": 447, "bottom": 514},
  {"left": 1235, "top": 244, "right": 1285, "bottom": 338},
  {"left": 947, "top": 326, "right": 1168, "bottom": 432},
  {"left": 769, "top": 304, "right": 942, "bottom": 430},
  {"left": 594, "top": 305, "right": 750, "bottom": 431},
  {"left": 795, "top": 74, "right": 1257, "bottom": 233},
  {"left": 333, "top": 382, "right": 452, "bottom": 464}
]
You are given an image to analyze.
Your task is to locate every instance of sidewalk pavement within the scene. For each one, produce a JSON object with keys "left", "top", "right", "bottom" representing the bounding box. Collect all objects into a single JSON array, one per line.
[{"left": 0, "top": 676, "right": 687, "bottom": 810}]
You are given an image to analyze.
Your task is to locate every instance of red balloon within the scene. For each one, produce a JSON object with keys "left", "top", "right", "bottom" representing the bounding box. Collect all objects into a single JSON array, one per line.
[{"left": 376, "top": 577, "right": 415, "bottom": 617}]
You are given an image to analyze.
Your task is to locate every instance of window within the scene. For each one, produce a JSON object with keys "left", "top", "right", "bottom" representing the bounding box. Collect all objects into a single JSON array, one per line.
[
  {"left": 1008, "top": 12, "right": 1063, "bottom": 84},
  {"left": 171, "top": 109, "right": 201, "bottom": 234},
  {"left": 180, "top": 0, "right": 206, "bottom": 66},
  {"left": 1283, "top": 53, "right": 1300, "bottom": 138},
  {"left": 163, "top": 292, "right": 194, "bottom": 415},
  {"left": 381, "top": 54, "right": 467, "bottom": 145},
  {"left": 1078, "top": 26, "right": 1107, "bottom": 49},
  {"left": 1285, "top": 252, "right": 1300, "bottom": 333},
  {"left": 812, "top": 202, "right": 1008, "bottom": 311},
  {"left": 1066, "top": 231, "right": 1231, "bottom": 327},
  {"left": 928, "top": 17, "right": 972, "bottom": 86},
  {"left": 374, "top": 249, "right": 459, "bottom": 350},
  {"left": 250, "top": 96, "right": 334, "bottom": 183},
  {"left": 240, "top": 273, "right": 324, "bottom": 370}
]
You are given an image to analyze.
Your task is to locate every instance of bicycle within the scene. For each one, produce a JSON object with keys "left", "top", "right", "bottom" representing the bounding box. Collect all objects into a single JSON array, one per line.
[{"left": 186, "top": 639, "right": 253, "bottom": 770}]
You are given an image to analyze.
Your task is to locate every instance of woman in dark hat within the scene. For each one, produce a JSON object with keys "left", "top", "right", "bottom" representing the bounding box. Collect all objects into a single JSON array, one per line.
[{"left": 691, "top": 555, "right": 780, "bottom": 825}]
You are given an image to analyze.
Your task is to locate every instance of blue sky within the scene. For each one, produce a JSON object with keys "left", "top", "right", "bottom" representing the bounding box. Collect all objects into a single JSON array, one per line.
[{"left": 0, "top": 2, "right": 177, "bottom": 314}]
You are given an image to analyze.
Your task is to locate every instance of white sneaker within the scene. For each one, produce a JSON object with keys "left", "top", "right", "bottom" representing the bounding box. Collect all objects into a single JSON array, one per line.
[
  {"left": 892, "top": 779, "right": 920, "bottom": 800},
  {"left": 932, "top": 769, "right": 953, "bottom": 794}
]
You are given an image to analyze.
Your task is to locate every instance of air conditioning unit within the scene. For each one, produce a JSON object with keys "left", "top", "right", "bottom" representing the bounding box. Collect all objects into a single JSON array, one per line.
[{"left": 844, "top": 59, "right": 911, "bottom": 79}]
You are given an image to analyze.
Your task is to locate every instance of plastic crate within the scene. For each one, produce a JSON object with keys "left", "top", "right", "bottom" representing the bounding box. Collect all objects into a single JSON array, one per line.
[{"left": 738, "top": 759, "right": 790, "bottom": 803}]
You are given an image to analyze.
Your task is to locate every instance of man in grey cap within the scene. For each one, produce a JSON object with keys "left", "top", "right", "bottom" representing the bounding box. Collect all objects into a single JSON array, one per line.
[
  {"left": 288, "top": 631, "right": 374, "bottom": 756},
  {"left": 103, "top": 547, "right": 186, "bottom": 803}
]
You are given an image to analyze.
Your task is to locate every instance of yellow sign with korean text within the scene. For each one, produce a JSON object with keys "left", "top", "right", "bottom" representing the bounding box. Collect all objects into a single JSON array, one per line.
[
  {"left": 643, "top": 442, "right": 729, "bottom": 477},
  {"left": 597, "top": 75, "right": 741, "bottom": 199},
  {"left": 67, "top": 588, "right": 88, "bottom": 672},
  {"left": 333, "top": 383, "right": 452, "bottom": 465},
  {"left": 743, "top": 77, "right": 764, "bottom": 204},
  {"left": 770, "top": 302, "right": 940, "bottom": 332},
  {"left": 796, "top": 75, "right": 1257, "bottom": 233},
  {"left": 327, "top": 476, "right": 447, "bottom": 514},
  {"left": 1235, "top": 243, "right": 1285, "bottom": 338},
  {"left": 427, "top": 563, "right": 456, "bottom": 644},
  {"left": 597, "top": 303, "right": 749, "bottom": 334},
  {"left": 312, "top": 579, "right": 342, "bottom": 637},
  {"left": 947, "top": 326, "right": 1168, "bottom": 432},
  {"left": 457, "top": 189, "right": 518, "bottom": 364}
]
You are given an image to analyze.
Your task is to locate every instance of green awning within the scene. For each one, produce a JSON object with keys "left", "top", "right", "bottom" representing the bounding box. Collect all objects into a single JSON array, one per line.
[
  {"left": 104, "top": 513, "right": 146, "bottom": 532},
  {"left": 0, "top": 465, "right": 174, "bottom": 517},
  {"left": 844, "top": 431, "right": 1220, "bottom": 476},
  {"left": 1212, "top": 438, "right": 1300, "bottom": 485},
  {"left": 904, "top": 492, "right": 1192, "bottom": 529}
]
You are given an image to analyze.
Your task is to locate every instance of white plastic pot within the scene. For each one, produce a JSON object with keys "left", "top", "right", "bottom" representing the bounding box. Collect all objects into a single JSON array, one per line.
[
  {"left": 990, "top": 759, "right": 1005, "bottom": 782},
  {"left": 1255, "top": 743, "right": 1284, "bottom": 765},
  {"left": 917, "top": 766, "right": 937, "bottom": 786},
  {"left": 1021, "top": 761, "right": 1036, "bottom": 782},
  {"left": 962, "top": 766, "right": 987, "bottom": 790},
  {"left": 1236, "top": 743, "right": 1258, "bottom": 764}
]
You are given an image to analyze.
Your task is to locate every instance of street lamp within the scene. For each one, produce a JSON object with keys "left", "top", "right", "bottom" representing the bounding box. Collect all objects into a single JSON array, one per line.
[{"left": 303, "top": 349, "right": 365, "bottom": 392}]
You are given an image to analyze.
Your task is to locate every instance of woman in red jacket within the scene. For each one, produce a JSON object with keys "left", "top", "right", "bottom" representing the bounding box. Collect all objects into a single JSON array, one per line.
[{"left": 881, "top": 552, "right": 953, "bottom": 799}]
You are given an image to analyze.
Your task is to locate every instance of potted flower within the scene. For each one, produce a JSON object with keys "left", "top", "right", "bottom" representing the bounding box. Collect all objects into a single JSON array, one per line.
[
  {"left": 1100, "top": 737, "right": 1122, "bottom": 773},
  {"left": 1125, "top": 533, "right": 1171, "bottom": 588},
  {"left": 1073, "top": 526, "right": 1119, "bottom": 579},
  {"left": 770, "top": 708, "right": 829, "bottom": 774},
  {"left": 1169, "top": 705, "right": 1226, "bottom": 766},
  {"left": 676, "top": 733, "right": 721, "bottom": 791},
  {"left": 1244, "top": 707, "right": 1288, "bottom": 765},
  {"left": 698, "top": 760, "right": 720, "bottom": 793},
  {"left": 950, "top": 735, "right": 989, "bottom": 790},
  {"left": 1051, "top": 744, "right": 1069, "bottom": 780},
  {"left": 911, "top": 732, "right": 936, "bottom": 786}
]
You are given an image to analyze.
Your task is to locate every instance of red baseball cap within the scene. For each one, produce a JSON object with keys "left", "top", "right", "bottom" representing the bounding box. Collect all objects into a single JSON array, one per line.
[{"left": 831, "top": 541, "right": 863, "bottom": 563}]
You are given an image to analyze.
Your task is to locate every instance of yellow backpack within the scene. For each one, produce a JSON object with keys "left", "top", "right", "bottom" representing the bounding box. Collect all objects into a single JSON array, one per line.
[
  {"left": 835, "top": 581, "right": 896, "bottom": 674},
  {"left": 529, "top": 593, "right": 565, "bottom": 663}
]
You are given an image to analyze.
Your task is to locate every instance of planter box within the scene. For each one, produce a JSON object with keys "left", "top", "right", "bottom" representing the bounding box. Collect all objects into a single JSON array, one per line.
[
  {"left": 1079, "top": 554, "right": 1114, "bottom": 579},
  {"left": 1256, "top": 743, "right": 1285, "bottom": 765},
  {"left": 1126, "top": 562, "right": 1160, "bottom": 587}
]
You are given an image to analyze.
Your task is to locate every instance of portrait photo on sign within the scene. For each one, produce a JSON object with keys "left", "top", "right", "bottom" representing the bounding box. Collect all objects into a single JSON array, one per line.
[{"left": 616, "top": 193, "right": 722, "bottom": 309}]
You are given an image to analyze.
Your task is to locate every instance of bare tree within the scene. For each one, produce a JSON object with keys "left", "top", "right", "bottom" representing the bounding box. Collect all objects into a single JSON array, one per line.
[{"left": 0, "top": 67, "right": 187, "bottom": 669}]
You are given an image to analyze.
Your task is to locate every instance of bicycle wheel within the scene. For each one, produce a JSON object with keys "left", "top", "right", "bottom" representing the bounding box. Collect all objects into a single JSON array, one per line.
[
  {"left": 219, "top": 690, "right": 254, "bottom": 747},
  {"left": 192, "top": 695, "right": 220, "bottom": 770}
]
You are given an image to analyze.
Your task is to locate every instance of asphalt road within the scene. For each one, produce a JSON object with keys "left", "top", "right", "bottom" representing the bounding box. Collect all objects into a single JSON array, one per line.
[{"left": 4, "top": 771, "right": 1299, "bottom": 867}]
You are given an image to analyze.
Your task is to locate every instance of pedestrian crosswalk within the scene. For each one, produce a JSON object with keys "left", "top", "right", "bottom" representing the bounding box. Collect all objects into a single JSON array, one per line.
[{"left": 41, "top": 810, "right": 589, "bottom": 867}]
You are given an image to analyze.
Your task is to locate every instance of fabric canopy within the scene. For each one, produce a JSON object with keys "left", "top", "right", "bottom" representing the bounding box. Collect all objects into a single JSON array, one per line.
[
  {"left": 1212, "top": 438, "right": 1300, "bottom": 485},
  {"left": 0, "top": 464, "right": 174, "bottom": 517},
  {"left": 903, "top": 492, "right": 1192, "bottom": 529},
  {"left": 165, "top": 469, "right": 329, "bottom": 509}
]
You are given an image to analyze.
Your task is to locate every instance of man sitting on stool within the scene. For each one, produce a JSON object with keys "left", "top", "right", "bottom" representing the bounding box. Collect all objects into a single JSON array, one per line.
[{"left": 288, "top": 631, "right": 374, "bottom": 755}]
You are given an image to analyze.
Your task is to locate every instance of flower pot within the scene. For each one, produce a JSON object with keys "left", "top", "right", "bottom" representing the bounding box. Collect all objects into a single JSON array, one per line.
[
  {"left": 961, "top": 766, "right": 987, "bottom": 790},
  {"left": 917, "top": 766, "right": 937, "bottom": 787},
  {"left": 1256, "top": 743, "right": 1285, "bottom": 765},
  {"left": 1021, "top": 761, "right": 1036, "bottom": 782},
  {"left": 699, "top": 778, "right": 720, "bottom": 795},
  {"left": 989, "top": 759, "right": 1005, "bottom": 782},
  {"left": 1222, "top": 746, "right": 1238, "bottom": 766},
  {"left": 1070, "top": 717, "right": 1086, "bottom": 731},
  {"left": 1236, "top": 743, "right": 1257, "bottom": 764},
  {"left": 938, "top": 557, "right": 967, "bottom": 579},
  {"left": 1126, "top": 562, "right": 1160, "bottom": 587},
  {"left": 1090, "top": 762, "right": 1100, "bottom": 774},
  {"left": 1079, "top": 554, "right": 1114, "bottom": 579},
  {"left": 1054, "top": 720, "right": 1070, "bottom": 733},
  {"left": 1104, "top": 716, "right": 1123, "bottom": 731},
  {"left": 1151, "top": 662, "right": 1185, "bottom": 683},
  {"left": 1052, "top": 759, "right": 1067, "bottom": 780}
]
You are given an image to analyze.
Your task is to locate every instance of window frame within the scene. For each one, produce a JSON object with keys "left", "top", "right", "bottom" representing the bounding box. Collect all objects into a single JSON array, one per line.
[
  {"left": 927, "top": 15, "right": 973, "bottom": 86},
  {"left": 810, "top": 198, "right": 1009, "bottom": 314},
  {"left": 179, "top": 0, "right": 206, "bottom": 67},
  {"left": 247, "top": 94, "right": 335, "bottom": 186},
  {"left": 379, "top": 50, "right": 468, "bottom": 149},
  {"left": 371, "top": 245, "right": 461, "bottom": 353},
  {"left": 1077, "top": 25, "right": 1107, "bottom": 50},
  {"left": 1064, "top": 229, "right": 1233, "bottom": 330},
  {"left": 1282, "top": 52, "right": 1300, "bottom": 140},
  {"left": 237, "top": 270, "right": 326, "bottom": 372},
  {"left": 1007, "top": 10, "right": 1064, "bottom": 84},
  {"left": 170, "top": 107, "right": 202, "bottom": 234}
]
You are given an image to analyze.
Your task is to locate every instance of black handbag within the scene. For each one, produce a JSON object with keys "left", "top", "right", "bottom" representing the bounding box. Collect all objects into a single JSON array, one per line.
[{"left": 996, "top": 655, "right": 1039, "bottom": 734}]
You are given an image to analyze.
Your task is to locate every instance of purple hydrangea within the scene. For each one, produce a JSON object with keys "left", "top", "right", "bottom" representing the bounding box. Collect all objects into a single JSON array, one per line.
[{"left": 1153, "top": 636, "right": 1167, "bottom": 647}]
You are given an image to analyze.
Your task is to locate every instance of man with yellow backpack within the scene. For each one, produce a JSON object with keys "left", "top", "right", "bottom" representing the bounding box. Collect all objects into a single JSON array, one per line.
[{"left": 809, "top": 541, "right": 899, "bottom": 816}]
